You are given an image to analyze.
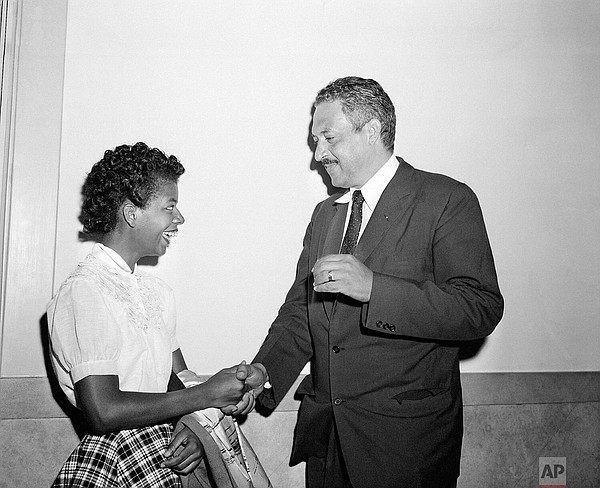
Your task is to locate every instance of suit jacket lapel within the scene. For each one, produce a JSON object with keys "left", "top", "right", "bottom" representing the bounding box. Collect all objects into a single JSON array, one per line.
[
  {"left": 354, "top": 158, "right": 414, "bottom": 264},
  {"left": 321, "top": 200, "right": 347, "bottom": 257},
  {"left": 318, "top": 197, "right": 348, "bottom": 320},
  {"left": 316, "top": 158, "right": 415, "bottom": 319}
]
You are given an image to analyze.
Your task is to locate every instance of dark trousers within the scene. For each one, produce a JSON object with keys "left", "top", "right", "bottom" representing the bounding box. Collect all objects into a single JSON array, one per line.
[
  {"left": 306, "top": 423, "right": 353, "bottom": 488},
  {"left": 305, "top": 423, "right": 458, "bottom": 488}
]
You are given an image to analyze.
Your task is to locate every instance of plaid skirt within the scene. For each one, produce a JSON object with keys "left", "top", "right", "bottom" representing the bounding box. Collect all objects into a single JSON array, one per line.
[{"left": 52, "top": 423, "right": 182, "bottom": 487}]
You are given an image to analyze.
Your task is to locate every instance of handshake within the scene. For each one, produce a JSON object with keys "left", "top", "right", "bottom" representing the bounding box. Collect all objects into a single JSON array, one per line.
[
  {"left": 181, "top": 361, "right": 269, "bottom": 417},
  {"left": 224, "top": 361, "right": 269, "bottom": 416}
]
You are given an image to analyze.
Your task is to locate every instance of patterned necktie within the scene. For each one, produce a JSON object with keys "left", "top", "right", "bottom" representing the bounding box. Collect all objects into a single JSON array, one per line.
[{"left": 340, "top": 190, "right": 364, "bottom": 255}]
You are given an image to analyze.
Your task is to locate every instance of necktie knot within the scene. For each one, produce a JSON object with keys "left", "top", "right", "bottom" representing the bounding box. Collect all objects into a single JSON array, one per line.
[
  {"left": 340, "top": 190, "right": 364, "bottom": 255},
  {"left": 352, "top": 189, "right": 364, "bottom": 207}
]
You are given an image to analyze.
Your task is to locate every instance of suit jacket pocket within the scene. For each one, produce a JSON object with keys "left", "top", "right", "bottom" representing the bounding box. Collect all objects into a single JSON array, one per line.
[
  {"left": 391, "top": 388, "right": 452, "bottom": 418},
  {"left": 295, "top": 374, "right": 314, "bottom": 397},
  {"left": 290, "top": 394, "right": 332, "bottom": 464}
]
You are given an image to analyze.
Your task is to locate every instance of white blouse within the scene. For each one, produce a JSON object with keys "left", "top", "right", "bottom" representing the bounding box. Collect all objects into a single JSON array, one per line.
[{"left": 47, "top": 243, "right": 179, "bottom": 407}]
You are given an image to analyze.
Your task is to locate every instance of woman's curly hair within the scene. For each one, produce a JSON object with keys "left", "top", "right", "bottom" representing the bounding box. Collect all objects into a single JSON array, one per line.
[{"left": 80, "top": 142, "right": 185, "bottom": 235}]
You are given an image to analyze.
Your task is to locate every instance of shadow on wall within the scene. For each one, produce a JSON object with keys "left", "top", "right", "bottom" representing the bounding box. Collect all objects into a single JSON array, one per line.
[
  {"left": 40, "top": 313, "right": 88, "bottom": 440},
  {"left": 306, "top": 104, "right": 338, "bottom": 197}
]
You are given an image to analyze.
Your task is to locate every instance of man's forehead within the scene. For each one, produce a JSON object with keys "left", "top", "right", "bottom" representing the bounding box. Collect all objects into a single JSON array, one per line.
[
  {"left": 313, "top": 101, "right": 349, "bottom": 132},
  {"left": 314, "top": 99, "right": 341, "bottom": 117}
]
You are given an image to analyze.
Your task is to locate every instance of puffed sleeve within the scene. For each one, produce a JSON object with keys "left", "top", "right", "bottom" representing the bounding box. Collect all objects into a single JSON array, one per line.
[{"left": 49, "top": 277, "right": 121, "bottom": 385}]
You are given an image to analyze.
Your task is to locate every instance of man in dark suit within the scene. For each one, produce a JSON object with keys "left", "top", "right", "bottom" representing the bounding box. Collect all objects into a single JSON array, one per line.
[{"left": 248, "top": 76, "right": 503, "bottom": 488}]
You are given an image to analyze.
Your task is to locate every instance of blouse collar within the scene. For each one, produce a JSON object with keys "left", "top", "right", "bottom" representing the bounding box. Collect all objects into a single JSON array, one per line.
[{"left": 92, "top": 243, "right": 136, "bottom": 274}]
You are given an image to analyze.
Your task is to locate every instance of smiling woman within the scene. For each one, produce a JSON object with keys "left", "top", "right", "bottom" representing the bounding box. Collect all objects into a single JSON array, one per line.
[
  {"left": 79, "top": 143, "right": 184, "bottom": 233},
  {"left": 45, "top": 142, "right": 266, "bottom": 486},
  {"left": 80, "top": 144, "right": 187, "bottom": 270},
  {"left": 116, "top": 180, "right": 184, "bottom": 268}
]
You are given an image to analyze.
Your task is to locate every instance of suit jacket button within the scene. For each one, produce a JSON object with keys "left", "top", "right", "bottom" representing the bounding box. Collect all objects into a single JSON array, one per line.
[
  {"left": 332, "top": 346, "right": 340, "bottom": 353},
  {"left": 334, "top": 398, "right": 343, "bottom": 406}
]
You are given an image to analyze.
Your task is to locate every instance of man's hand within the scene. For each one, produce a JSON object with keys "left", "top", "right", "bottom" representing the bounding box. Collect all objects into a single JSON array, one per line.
[
  {"left": 220, "top": 361, "right": 268, "bottom": 416},
  {"left": 237, "top": 361, "right": 268, "bottom": 393},
  {"left": 312, "top": 254, "right": 373, "bottom": 302},
  {"left": 162, "top": 425, "right": 203, "bottom": 475},
  {"left": 221, "top": 390, "right": 255, "bottom": 416}
]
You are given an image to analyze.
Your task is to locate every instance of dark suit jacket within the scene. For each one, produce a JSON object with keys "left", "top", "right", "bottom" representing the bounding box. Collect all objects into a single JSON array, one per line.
[{"left": 253, "top": 158, "right": 503, "bottom": 488}]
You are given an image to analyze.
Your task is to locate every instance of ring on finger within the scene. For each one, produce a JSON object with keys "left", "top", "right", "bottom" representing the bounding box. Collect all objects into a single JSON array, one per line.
[{"left": 327, "top": 271, "right": 333, "bottom": 282}]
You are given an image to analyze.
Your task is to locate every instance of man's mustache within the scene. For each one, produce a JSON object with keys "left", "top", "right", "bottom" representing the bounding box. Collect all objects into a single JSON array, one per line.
[{"left": 320, "top": 157, "right": 338, "bottom": 166}]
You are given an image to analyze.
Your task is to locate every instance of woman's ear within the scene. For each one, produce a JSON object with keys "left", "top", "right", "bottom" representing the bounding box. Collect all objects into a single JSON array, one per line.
[{"left": 122, "top": 202, "right": 138, "bottom": 228}]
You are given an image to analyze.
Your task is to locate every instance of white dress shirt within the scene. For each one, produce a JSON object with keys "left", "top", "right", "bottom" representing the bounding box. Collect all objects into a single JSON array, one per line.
[{"left": 335, "top": 155, "right": 399, "bottom": 245}]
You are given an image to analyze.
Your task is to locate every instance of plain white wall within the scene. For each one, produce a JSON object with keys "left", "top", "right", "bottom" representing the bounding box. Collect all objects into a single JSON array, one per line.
[{"left": 53, "top": 0, "right": 599, "bottom": 374}]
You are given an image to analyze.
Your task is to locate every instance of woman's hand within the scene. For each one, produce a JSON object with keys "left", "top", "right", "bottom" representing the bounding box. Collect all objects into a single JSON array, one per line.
[{"left": 161, "top": 425, "right": 204, "bottom": 475}]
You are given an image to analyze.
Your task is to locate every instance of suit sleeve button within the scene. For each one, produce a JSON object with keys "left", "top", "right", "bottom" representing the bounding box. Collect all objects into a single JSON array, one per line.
[{"left": 332, "top": 346, "right": 340, "bottom": 353}]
